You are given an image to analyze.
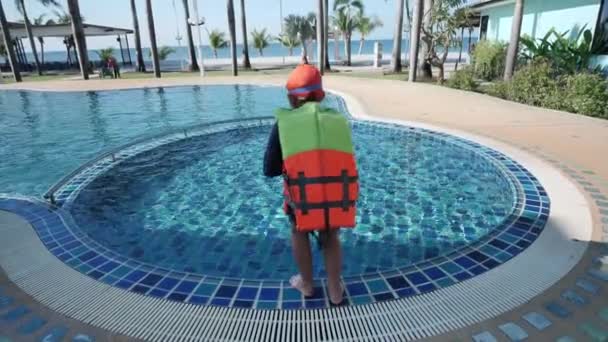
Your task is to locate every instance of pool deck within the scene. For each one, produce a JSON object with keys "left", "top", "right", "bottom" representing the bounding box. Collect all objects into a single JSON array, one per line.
[{"left": 1, "top": 76, "right": 608, "bottom": 341}]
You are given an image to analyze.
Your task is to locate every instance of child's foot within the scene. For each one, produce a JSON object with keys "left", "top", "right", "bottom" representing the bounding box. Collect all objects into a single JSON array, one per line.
[
  {"left": 327, "top": 281, "right": 344, "bottom": 305},
  {"left": 290, "top": 274, "right": 314, "bottom": 297}
]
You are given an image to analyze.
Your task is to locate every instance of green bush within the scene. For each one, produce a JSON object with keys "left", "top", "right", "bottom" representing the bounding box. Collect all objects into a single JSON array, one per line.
[
  {"left": 561, "top": 73, "right": 608, "bottom": 118},
  {"left": 447, "top": 67, "right": 479, "bottom": 91},
  {"left": 506, "top": 61, "right": 560, "bottom": 107},
  {"left": 472, "top": 40, "right": 507, "bottom": 81},
  {"left": 485, "top": 81, "right": 509, "bottom": 99}
]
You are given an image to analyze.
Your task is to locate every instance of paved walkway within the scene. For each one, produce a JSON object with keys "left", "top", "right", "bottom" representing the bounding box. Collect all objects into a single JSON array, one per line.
[{"left": 1, "top": 76, "right": 607, "bottom": 341}]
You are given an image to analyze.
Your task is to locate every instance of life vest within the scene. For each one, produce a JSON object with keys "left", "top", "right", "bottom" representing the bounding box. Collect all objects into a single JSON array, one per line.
[{"left": 275, "top": 102, "right": 359, "bottom": 232}]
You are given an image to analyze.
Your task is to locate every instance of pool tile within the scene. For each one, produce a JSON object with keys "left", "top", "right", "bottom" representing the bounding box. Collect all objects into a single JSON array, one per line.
[
  {"left": 436, "top": 277, "right": 454, "bottom": 287},
  {"left": 498, "top": 322, "right": 528, "bottom": 341},
  {"left": 589, "top": 268, "right": 608, "bottom": 281},
  {"left": 405, "top": 272, "right": 429, "bottom": 286},
  {"left": 304, "top": 300, "right": 326, "bottom": 309},
  {"left": 1, "top": 305, "right": 31, "bottom": 321},
  {"left": 157, "top": 277, "right": 180, "bottom": 291},
  {"left": 472, "top": 331, "right": 498, "bottom": 342},
  {"left": 366, "top": 279, "right": 389, "bottom": 293},
  {"left": 422, "top": 267, "right": 446, "bottom": 280},
  {"left": 561, "top": 289, "right": 587, "bottom": 306},
  {"left": 139, "top": 273, "right": 163, "bottom": 287},
  {"left": 148, "top": 289, "right": 168, "bottom": 298},
  {"left": 454, "top": 271, "right": 472, "bottom": 281},
  {"left": 386, "top": 276, "right": 410, "bottom": 290},
  {"left": 396, "top": 287, "right": 416, "bottom": 297},
  {"left": 194, "top": 283, "right": 217, "bottom": 296},
  {"left": 417, "top": 283, "right": 436, "bottom": 293},
  {"left": 454, "top": 256, "right": 476, "bottom": 269},
  {"left": 0, "top": 295, "right": 14, "bottom": 309},
  {"left": 282, "top": 301, "right": 302, "bottom": 310},
  {"left": 233, "top": 300, "right": 254, "bottom": 308},
  {"left": 167, "top": 292, "right": 188, "bottom": 302},
  {"left": 39, "top": 326, "right": 69, "bottom": 342},
  {"left": 574, "top": 278, "right": 600, "bottom": 295},
  {"left": 188, "top": 296, "right": 208, "bottom": 305},
  {"left": 72, "top": 334, "right": 95, "bottom": 342},
  {"left": 175, "top": 281, "right": 198, "bottom": 294},
  {"left": 555, "top": 336, "right": 576, "bottom": 342},
  {"left": 17, "top": 316, "right": 46, "bottom": 335},
  {"left": 259, "top": 288, "right": 279, "bottom": 301},
  {"left": 373, "top": 292, "right": 395, "bottom": 301},
  {"left": 439, "top": 262, "right": 462, "bottom": 275},
  {"left": 600, "top": 307, "right": 608, "bottom": 322},
  {"left": 346, "top": 283, "right": 368, "bottom": 296},
  {"left": 210, "top": 298, "right": 231, "bottom": 306},
  {"left": 256, "top": 301, "right": 278, "bottom": 309},
  {"left": 236, "top": 287, "right": 259, "bottom": 300},
  {"left": 522, "top": 312, "right": 551, "bottom": 331},
  {"left": 545, "top": 302, "right": 571, "bottom": 318},
  {"left": 350, "top": 295, "right": 372, "bottom": 305},
  {"left": 282, "top": 288, "right": 302, "bottom": 301},
  {"left": 579, "top": 323, "right": 608, "bottom": 341}
]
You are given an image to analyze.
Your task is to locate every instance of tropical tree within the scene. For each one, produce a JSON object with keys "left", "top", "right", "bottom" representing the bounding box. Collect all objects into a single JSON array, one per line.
[
  {"left": 391, "top": 0, "right": 405, "bottom": 72},
  {"left": 356, "top": 15, "right": 382, "bottom": 55},
  {"left": 157, "top": 46, "right": 176, "bottom": 61},
  {"left": 227, "top": 0, "right": 238, "bottom": 76},
  {"left": 408, "top": 0, "right": 423, "bottom": 81},
  {"left": 53, "top": 10, "right": 77, "bottom": 66},
  {"left": 284, "top": 14, "right": 315, "bottom": 62},
  {"left": 207, "top": 29, "right": 228, "bottom": 58},
  {"left": 0, "top": 0, "right": 21, "bottom": 82},
  {"left": 181, "top": 0, "right": 199, "bottom": 71},
  {"left": 14, "top": 0, "right": 60, "bottom": 75},
  {"left": 333, "top": 0, "right": 363, "bottom": 66},
  {"left": 277, "top": 33, "right": 301, "bottom": 56},
  {"left": 239, "top": 0, "right": 251, "bottom": 69},
  {"left": 67, "top": 0, "right": 89, "bottom": 80},
  {"left": 146, "top": 0, "right": 161, "bottom": 78},
  {"left": 504, "top": 0, "right": 524, "bottom": 80},
  {"left": 419, "top": 0, "right": 434, "bottom": 78},
  {"left": 251, "top": 28, "right": 271, "bottom": 56},
  {"left": 96, "top": 47, "right": 114, "bottom": 61},
  {"left": 130, "top": 0, "right": 146, "bottom": 72},
  {"left": 32, "top": 14, "right": 52, "bottom": 65}
]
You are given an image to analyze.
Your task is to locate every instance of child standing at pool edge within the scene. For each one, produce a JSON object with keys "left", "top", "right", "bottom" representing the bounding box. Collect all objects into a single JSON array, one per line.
[{"left": 263, "top": 64, "right": 359, "bottom": 305}]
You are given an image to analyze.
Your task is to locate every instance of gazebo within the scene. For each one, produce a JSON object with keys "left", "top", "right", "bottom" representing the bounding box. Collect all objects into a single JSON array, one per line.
[{"left": 1, "top": 21, "right": 134, "bottom": 69}]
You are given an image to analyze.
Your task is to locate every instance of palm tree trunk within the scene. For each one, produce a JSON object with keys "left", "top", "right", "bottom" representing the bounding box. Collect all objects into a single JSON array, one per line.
[
  {"left": 323, "top": 0, "right": 330, "bottom": 71},
  {"left": 504, "top": 0, "right": 524, "bottom": 80},
  {"left": 419, "top": 0, "right": 433, "bottom": 79},
  {"left": 240, "top": 0, "right": 251, "bottom": 69},
  {"left": 391, "top": 0, "right": 404, "bottom": 73},
  {"left": 358, "top": 36, "right": 364, "bottom": 55},
  {"left": 0, "top": 1, "right": 21, "bottom": 82},
  {"left": 345, "top": 33, "right": 352, "bottom": 66},
  {"left": 408, "top": 0, "right": 423, "bottom": 82},
  {"left": 316, "top": 0, "right": 324, "bottom": 74},
  {"left": 146, "top": 0, "right": 161, "bottom": 78},
  {"left": 227, "top": 0, "right": 238, "bottom": 76},
  {"left": 67, "top": 0, "right": 89, "bottom": 80},
  {"left": 130, "top": 0, "right": 146, "bottom": 72},
  {"left": 38, "top": 37, "right": 44, "bottom": 65},
  {"left": 19, "top": 0, "right": 42, "bottom": 75},
  {"left": 181, "top": 0, "right": 199, "bottom": 71},
  {"left": 455, "top": 27, "right": 464, "bottom": 71},
  {"left": 259, "top": 48, "right": 263, "bottom": 56}
]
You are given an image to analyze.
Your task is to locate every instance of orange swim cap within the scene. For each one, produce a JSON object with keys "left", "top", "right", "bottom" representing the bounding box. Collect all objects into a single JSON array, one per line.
[{"left": 286, "top": 64, "right": 325, "bottom": 101}]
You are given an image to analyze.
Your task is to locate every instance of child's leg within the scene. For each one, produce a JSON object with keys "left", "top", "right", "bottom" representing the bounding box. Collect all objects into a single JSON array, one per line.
[
  {"left": 322, "top": 229, "right": 343, "bottom": 304},
  {"left": 290, "top": 228, "right": 314, "bottom": 296}
]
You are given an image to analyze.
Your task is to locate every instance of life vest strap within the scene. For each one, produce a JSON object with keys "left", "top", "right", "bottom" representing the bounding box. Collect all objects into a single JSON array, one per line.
[
  {"left": 291, "top": 200, "right": 356, "bottom": 211},
  {"left": 286, "top": 174, "right": 358, "bottom": 186}
]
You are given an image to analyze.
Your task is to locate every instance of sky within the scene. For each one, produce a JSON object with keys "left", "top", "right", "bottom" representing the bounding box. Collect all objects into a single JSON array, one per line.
[{"left": 3, "top": 0, "right": 396, "bottom": 52}]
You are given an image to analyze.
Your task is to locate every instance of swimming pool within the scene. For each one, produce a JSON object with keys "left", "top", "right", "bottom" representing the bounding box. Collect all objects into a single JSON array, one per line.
[{"left": 0, "top": 85, "right": 549, "bottom": 309}]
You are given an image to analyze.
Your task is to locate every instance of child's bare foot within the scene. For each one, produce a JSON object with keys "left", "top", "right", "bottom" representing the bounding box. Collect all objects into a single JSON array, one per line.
[
  {"left": 290, "top": 274, "right": 313, "bottom": 297},
  {"left": 327, "top": 281, "right": 344, "bottom": 305}
]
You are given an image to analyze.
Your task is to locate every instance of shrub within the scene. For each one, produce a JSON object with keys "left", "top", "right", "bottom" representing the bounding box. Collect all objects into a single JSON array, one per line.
[
  {"left": 472, "top": 40, "right": 507, "bottom": 81},
  {"left": 505, "top": 61, "right": 561, "bottom": 107},
  {"left": 561, "top": 73, "right": 608, "bottom": 118},
  {"left": 447, "top": 67, "right": 479, "bottom": 91},
  {"left": 485, "top": 81, "right": 509, "bottom": 99}
]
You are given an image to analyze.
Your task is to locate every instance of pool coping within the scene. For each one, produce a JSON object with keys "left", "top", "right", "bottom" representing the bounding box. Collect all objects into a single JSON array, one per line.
[{"left": 0, "top": 84, "right": 594, "bottom": 341}]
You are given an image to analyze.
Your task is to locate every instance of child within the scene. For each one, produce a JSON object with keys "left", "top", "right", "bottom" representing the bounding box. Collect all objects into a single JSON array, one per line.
[{"left": 263, "top": 64, "right": 359, "bottom": 305}]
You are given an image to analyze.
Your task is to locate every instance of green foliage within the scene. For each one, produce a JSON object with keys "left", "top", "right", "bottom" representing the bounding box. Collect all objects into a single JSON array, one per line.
[
  {"left": 446, "top": 66, "right": 478, "bottom": 91},
  {"left": 276, "top": 34, "right": 301, "bottom": 55},
  {"left": 96, "top": 47, "right": 114, "bottom": 61},
  {"left": 157, "top": 46, "right": 176, "bottom": 61},
  {"left": 506, "top": 61, "right": 560, "bottom": 107},
  {"left": 560, "top": 73, "right": 608, "bottom": 118},
  {"left": 471, "top": 40, "right": 507, "bottom": 81},
  {"left": 284, "top": 14, "right": 315, "bottom": 42},
  {"left": 485, "top": 81, "right": 509, "bottom": 99},
  {"left": 207, "top": 29, "right": 228, "bottom": 58},
  {"left": 15, "top": 0, "right": 59, "bottom": 14},
  {"left": 251, "top": 28, "right": 271, "bottom": 56},
  {"left": 356, "top": 15, "right": 382, "bottom": 38},
  {"left": 520, "top": 26, "right": 597, "bottom": 74}
]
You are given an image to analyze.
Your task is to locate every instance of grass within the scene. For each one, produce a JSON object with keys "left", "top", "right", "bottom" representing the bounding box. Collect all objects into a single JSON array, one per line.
[
  {"left": 330, "top": 70, "right": 410, "bottom": 81},
  {"left": 0, "top": 73, "right": 69, "bottom": 83}
]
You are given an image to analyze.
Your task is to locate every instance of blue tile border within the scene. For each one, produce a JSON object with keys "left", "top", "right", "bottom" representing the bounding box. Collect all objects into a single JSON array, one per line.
[{"left": 0, "top": 98, "right": 551, "bottom": 311}]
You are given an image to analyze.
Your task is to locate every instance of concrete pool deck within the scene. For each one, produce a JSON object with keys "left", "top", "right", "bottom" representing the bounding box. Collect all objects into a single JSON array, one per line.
[{"left": 0, "top": 76, "right": 607, "bottom": 341}]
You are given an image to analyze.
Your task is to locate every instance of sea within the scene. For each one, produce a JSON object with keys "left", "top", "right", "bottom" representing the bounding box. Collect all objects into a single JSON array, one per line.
[{"left": 23, "top": 38, "right": 478, "bottom": 70}]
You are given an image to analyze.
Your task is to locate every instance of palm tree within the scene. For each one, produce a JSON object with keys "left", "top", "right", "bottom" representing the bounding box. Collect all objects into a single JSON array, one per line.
[
  {"left": 284, "top": 14, "right": 315, "bottom": 61},
  {"left": 146, "top": 0, "right": 161, "bottom": 78},
  {"left": 408, "top": 0, "right": 423, "bottom": 81},
  {"left": 207, "top": 29, "right": 228, "bottom": 58},
  {"left": 227, "top": 0, "right": 238, "bottom": 76},
  {"left": 181, "top": 0, "right": 199, "bottom": 71},
  {"left": 130, "top": 0, "right": 146, "bottom": 72},
  {"left": 239, "top": 0, "right": 251, "bottom": 69},
  {"left": 333, "top": 0, "right": 363, "bottom": 66},
  {"left": 14, "top": 0, "right": 59, "bottom": 75},
  {"left": 277, "top": 34, "right": 301, "bottom": 56},
  {"left": 356, "top": 15, "right": 382, "bottom": 55},
  {"left": 251, "top": 28, "right": 271, "bottom": 56},
  {"left": 0, "top": 0, "right": 21, "bottom": 82},
  {"left": 324, "top": 0, "right": 331, "bottom": 70},
  {"left": 156, "top": 46, "right": 176, "bottom": 61},
  {"left": 317, "top": 0, "right": 324, "bottom": 73},
  {"left": 96, "top": 47, "right": 114, "bottom": 63},
  {"left": 67, "top": 0, "right": 88, "bottom": 80},
  {"left": 52, "top": 10, "right": 75, "bottom": 65},
  {"left": 419, "top": 0, "right": 434, "bottom": 79},
  {"left": 32, "top": 14, "right": 51, "bottom": 65},
  {"left": 391, "top": 0, "right": 404, "bottom": 72},
  {"left": 504, "top": 0, "right": 524, "bottom": 80}
]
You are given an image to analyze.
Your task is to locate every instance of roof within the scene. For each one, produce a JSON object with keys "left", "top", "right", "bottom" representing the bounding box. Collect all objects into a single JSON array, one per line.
[
  {"left": 3, "top": 22, "right": 133, "bottom": 39},
  {"left": 469, "top": 0, "right": 514, "bottom": 11}
]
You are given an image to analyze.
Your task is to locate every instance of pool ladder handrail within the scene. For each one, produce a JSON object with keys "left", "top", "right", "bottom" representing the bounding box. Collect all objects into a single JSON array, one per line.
[{"left": 43, "top": 116, "right": 275, "bottom": 205}]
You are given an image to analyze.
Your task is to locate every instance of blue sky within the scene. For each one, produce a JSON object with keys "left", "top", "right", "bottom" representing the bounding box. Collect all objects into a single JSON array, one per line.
[{"left": 3, "top": 0, "right": 396, "bottom": 52}]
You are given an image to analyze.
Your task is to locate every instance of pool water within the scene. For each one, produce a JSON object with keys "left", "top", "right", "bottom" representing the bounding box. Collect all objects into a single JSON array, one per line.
[
  {"left": 0, "top": 85, "right": 342, "bottom": 195},
  {"left": 68, "top": 121, "right": 516, "bottom": 280}
]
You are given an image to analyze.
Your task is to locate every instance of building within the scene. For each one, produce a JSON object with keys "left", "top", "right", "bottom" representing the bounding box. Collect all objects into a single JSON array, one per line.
[{"left": 471, "top": 0, "right": 608, "bottom": 68}]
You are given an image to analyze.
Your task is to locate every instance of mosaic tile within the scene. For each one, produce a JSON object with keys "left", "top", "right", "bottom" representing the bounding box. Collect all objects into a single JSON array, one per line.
[
  {"left": 498, "top": 322, "right": 529, "bottom": 341},
  {"left": 0, "top": 296, "right": 14, "bottom": 309},
  {"left": 17, "top": 316, "right": 46, "bottom": 334},
  {"left": 0, "top": 305, "right": 30, "bottom": 321},
  {"left": 579, "top": 323, "right": 608, "bottom": 341},
  {"left": 555, "top": 337, "right": 576, "bottom": 342},
  {"left": 576, "top": 278, "right": 600, "bottom": 295},
  {"left": 589, "top": 268, "right": 608, "bottom": 282},
  {"left": 472, "top": 331, "right": 498, "bottom": 342},
  {"left": 600, "top": 307, "right": 608, "bottom": 322},
  {"left": 545, "top": 302, "right": 571, "bottom": 318},
  {"left": 522, "top": 312, "right": 551, "bottom": 331},
  {"left": 72, "top": 334, "right": 95, "bottom": 342},
  {"left": 561, "top": 289, "right": 587, "bottom": 306},
  {"left": 39, "top": 326, "right": 69, "bottom": 342}
]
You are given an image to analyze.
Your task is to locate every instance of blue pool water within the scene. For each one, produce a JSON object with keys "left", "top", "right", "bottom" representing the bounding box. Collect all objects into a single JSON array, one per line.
[{"left": 1, "top": 85, "right": 516, "bottom": 281}]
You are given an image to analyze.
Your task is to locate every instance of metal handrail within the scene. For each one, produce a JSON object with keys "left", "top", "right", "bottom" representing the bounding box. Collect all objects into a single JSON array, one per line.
[{"left": 43, "top": 116, "right": 275, "bottom": 204}]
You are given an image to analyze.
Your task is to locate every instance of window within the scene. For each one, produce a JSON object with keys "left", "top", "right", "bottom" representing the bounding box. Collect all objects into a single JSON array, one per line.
[{"left": 594, "top": 0, "right": 608, "bottom": 54}]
